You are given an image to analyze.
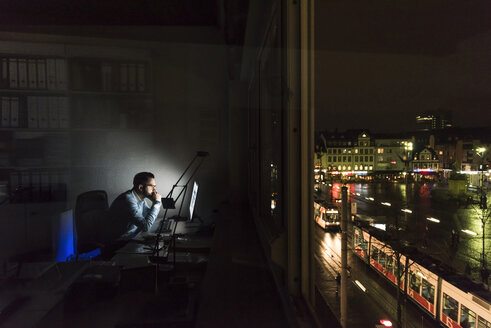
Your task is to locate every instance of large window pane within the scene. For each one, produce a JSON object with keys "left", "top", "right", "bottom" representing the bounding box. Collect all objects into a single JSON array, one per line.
[
  {"left": 409, "top": 272, "right": 421, "bottom": 292},
  {"left": 371, "top": 245, "right": 379, "bottom": 262},
  {"left": 386, "top": 256, "right": 393, "bottom": 275},
  {"left": 442, "top": 293, "right": 459, "bottom": 322},
  {"left": 460, "top": 305, "right": 476, "bottom": 328},
  {"left": 421, "top": 279, "right": 434, "bottom": 304},
  {"left": 478, "top": 316, "right": 490, "bottom": 328}
]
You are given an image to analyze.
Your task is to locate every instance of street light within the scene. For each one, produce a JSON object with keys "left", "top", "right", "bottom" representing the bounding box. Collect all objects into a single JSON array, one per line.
[{"left": 474, "top": 147, "right": 489, "bottom": 279}]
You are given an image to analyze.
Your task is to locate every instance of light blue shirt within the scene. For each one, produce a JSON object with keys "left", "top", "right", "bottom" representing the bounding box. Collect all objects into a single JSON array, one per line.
[{"left": 107, "top": 190, "right": 161, "bottom": 241}]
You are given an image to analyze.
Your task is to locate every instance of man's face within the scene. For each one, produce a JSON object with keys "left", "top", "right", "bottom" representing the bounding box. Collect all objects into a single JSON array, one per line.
[{"left": 140, "top": 178, "right": 156, "bottom": 198}]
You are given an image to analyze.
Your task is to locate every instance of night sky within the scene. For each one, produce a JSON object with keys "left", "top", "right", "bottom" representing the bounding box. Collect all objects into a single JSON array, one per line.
[
  {"left": 1, "top": 0, "right": 491, "bottom": 133},
  {"left": 315, "top": 0, "right": 491, "bottom": 133}
]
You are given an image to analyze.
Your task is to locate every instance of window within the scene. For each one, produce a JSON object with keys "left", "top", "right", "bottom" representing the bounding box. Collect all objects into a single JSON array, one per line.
[
  {"left": 386, "top": 256, "right": 393, "bottom": 275},
  {"left": 379, "top": 251, "right": 386, "bottom": 268},
  {"left": 365, "top": 156, "right": 369, "bottom": 162},
  {"left": 421, "top": 279, "right": 434, "bottom": 304},
  {"left": 355, "top": 165, "right": 358, "bottom": 170},
  {"left": 371, "top": 245, "right": 379, "bottom": 262},
  {"left": 343, "top": 156, "right": 346, "bottom": 162},
  {"left": 348, "top": 156, "right": 351, "bottom": 162},
  {"left": 378, "top": 148, "right": 384, "bottom": 154},
  {"left": 338, "top": 156, "right": 342, "bottom": 162},
  {"left": 369, "top": 156, "right": 373, "bottom": 162},
  {"left": 398, "top": 262, "right": 405, "bottom": 282},
  {"left": 409, "top": 272, "right": 421, "bottom": 293},
  {"left": 327, "top": 149, "right": 331, "bottom": 154},
  {"left": 479, "top": 317, "right": 490, "bottom": 328},
  {"left": 442, "top": 293, "right": 459, "bottom": 322},
  {"left": 355, "top": 156, "right": 358, "bottom": 161},
  {"left": 333, "top": 149, "right": 337, "bottom": 154},
  {"left": 460, "top": 305, "right": 476, "bottom": 328},
  {"left": 327, "top": 156, "right": 331, "bottom": 162},
  {"left": 369, "top": 149, "right": 373, "bottom": 154},
  {"left": 355, "top": 149, "right": 359, "bottom": 154}
]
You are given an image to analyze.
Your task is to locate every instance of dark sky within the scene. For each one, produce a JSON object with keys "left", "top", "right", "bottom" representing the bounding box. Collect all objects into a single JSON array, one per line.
[
  {"left": 1, "top": 0, "right": 490, "bottom": 134},
  {"left": 315, "top": 0, "right": 491, "bottom": 133}
]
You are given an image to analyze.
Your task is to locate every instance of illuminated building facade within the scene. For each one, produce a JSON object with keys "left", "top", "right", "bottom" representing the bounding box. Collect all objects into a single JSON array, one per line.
[
  {"left": 316, "top": 131, "right": 414, "bottom": 179},
  {"left": 416, "top": 110, "right": 452, "bottom": 131},
  {"left": 412, "top": 147, "right": 439, "bottom": 173},
  {"left": 317, "top": 131, "right": 375, "bottom": 177}
]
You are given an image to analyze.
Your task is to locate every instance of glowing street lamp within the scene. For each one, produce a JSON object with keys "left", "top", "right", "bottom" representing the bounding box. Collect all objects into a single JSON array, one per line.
[{"left": 461, "top": 229, "right": 478, "bottom": 236}]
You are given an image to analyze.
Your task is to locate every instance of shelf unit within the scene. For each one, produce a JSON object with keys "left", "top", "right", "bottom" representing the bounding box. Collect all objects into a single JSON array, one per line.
[{"left": 0, "top": 37, "right": 154, "bottom": 259}]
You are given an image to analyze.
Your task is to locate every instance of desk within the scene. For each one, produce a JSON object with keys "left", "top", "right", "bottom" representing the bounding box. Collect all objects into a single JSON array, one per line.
[{"left": 110, "top": 217, "right": 210, "bottom": 270}]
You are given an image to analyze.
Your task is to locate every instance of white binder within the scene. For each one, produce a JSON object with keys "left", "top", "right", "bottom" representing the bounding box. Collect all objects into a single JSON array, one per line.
[
  {"left": 9, "top": 97, "right": 19, "bottom": 127},
  {"left": 27, "top": 59, "right": 37, "bottom": 89},
  {"left": 36, "top": 59, "right": 46, "bottom": 89},
  {"left": 27, "top": 96, "right": 39, "bottom": 128},
  {"left": 38, "top": 96, "right": 49, "bottom": 128},
  {"left": 48, "top": 97, "right": 59, "bottom": 128},
  {"left": 46, "top": 58, "right": 57, "bottom": 90},
  {"left": 55, "top": 59, "right": 67, "bottom": 90},
  {"left": 8, "top": 58, "right": 18, "bottom": 89},
  {"left": 18, "top": 58, "right": 27, "bottom": 89},
  {"left": 1, "top": 58, "right": 8, "bottom": 88},
  {"left": 1, "top": 97, "right": 10, "bottom": 127}
]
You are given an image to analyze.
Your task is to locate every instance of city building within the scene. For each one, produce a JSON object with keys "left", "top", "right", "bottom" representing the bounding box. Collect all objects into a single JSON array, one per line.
[
  {"left": 416, "top": 110, "right": 452, "bottom": 131},
  {"left": 317, "top": 131, "right": 375, "bottom": 179},
  {"left": 316, "top": 131, "right": 414, "bottom": 180}
]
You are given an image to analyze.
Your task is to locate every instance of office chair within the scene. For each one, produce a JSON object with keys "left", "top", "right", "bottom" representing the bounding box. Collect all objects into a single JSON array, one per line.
[{"left": 74, "top": 190, "right": 109, "bottom": 260}]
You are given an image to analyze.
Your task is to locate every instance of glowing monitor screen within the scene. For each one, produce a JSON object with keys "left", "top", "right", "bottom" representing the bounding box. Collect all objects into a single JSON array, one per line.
[{"left": 189, "top": 181, "right": 198, "bottom": 220}]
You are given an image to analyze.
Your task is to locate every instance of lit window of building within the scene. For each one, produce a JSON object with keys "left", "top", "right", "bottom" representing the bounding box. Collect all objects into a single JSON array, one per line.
[
  {"left": 342, "top": 166, "right": 346, "bottom": 170},
  {"left": 355, "top": 149, "right": 359, "bottom": 154},
  {"left": 355, "top": 165, "right": 358, "bottom": 170},
  {"left": 378, "top": 148, "right": 384, "bottom": 154}
]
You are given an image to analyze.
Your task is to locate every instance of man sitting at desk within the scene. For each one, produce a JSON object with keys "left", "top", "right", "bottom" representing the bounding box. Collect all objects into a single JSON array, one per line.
[{"left": 107, "top": 172, "right": 162, "bottom": 242}]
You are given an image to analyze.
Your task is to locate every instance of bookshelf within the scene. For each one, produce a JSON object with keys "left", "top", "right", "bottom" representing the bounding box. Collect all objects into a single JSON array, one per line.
[{"left": 0, "top": 37, "right": 154, "bottom": 259}]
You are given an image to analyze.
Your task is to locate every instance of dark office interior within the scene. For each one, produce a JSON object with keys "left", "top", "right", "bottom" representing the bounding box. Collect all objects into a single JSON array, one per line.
[{"left": 0, "top": 0, "right": 318, "bottom": 327}]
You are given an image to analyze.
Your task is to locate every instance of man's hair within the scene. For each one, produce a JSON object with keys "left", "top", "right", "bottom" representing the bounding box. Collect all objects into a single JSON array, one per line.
[{"left": 133, "top": 172, "right": 155, "bottom": 189}]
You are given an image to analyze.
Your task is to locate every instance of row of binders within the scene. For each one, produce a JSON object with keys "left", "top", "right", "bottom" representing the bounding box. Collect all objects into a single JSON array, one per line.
[
  {"left": 101, "top": 62, "right": 147, "bottom": 92},
  {"left": 1, "top": 96, "right": 69, "bottom": 128},
  {"left": 1, "top": 57, "right": 67, "bottom": 90},
  {"left": 9, "top": 170, "right": 68, "bottom": 202}
]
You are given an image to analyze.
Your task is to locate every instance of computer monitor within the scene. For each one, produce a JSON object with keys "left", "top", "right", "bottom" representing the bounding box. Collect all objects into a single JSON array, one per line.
[{"left": 189, "top": 181, "right": 198, "bottom": 221}]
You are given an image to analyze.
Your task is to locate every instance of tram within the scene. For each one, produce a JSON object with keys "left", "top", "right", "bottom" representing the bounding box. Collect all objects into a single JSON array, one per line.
[
  {"left": 352, "top": 224, "right": 490, "bottom": 328},
  {"left": 314, "top": 200, "right": 340, "bottom": 231}
]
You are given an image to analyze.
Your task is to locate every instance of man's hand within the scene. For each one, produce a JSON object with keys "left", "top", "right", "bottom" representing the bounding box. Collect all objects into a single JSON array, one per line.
[{"left": 152, "top": 191, "right": 162, "bottom": 203}]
